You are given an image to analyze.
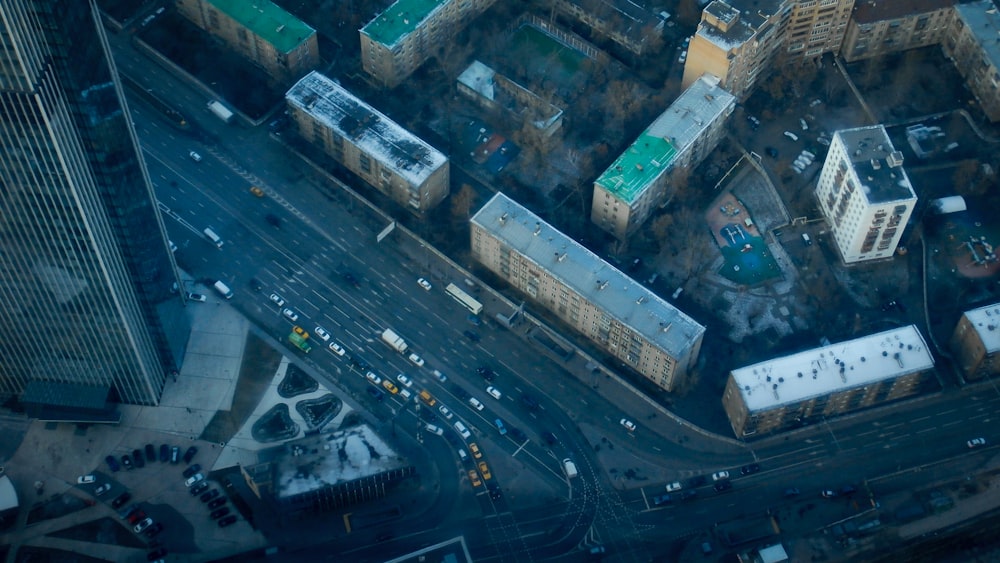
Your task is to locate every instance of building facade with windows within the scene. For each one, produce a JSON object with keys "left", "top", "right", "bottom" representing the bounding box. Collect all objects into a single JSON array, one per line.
[
  {"left": 360, "top": 0, "right": 497, "bottom": 88},
  {"left": 176, "top": 0, "right": 318, "bottom": 85},
  {"left": 591, "top": 74, "right": 735, "bottom": 240},
  {"left": 841, "top": 0, "right": 954, "bottom": 63},
  {"left": 285, "top": 72, "right": 449, "bottom": 214},
  {"left": 546, "top": 0, "right": 666, "bottom": 56},
  {"left": 0, "top": 0, "right": 190, "bottom": 409},
  {"left": 943, "top": 0, "right": 1000, "bottom": 122},
  {"left": 949, "top": 303, "right": 1000, "bottom": 382},
  {"left": 471, "top": 193, "right": 705, "bottom": 392},
  {"left": 814, "top": 125, "right": 915, "bottom": 264},
  {"left": 723, "top": 326, "right": 935, "bottom": 437},
  {"left": 784, "top": 0, "right": 855, "bottom": 58}
]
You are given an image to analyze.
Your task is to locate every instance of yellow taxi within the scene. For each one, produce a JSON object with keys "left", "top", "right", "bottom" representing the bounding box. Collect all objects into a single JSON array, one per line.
[
  {"left": 292, "top": 326, "right": 309, "bottom": 339},
  {"left": 478, "top": 461, "right": 492, "bottom": 480},
  {"left": 382, "top": 380, "right": 399, "bottom": 394},
  {"left": 469, "top": 443, "right": 482, "bottom": 459},
  {"left": 468, "top": 470, "right": 482, "bottom": 488}
]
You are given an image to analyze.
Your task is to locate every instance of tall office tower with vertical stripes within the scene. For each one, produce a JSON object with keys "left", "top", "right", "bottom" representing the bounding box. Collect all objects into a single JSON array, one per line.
[{"left": 0, "top": 1, "right": 190, "bottom": 413}]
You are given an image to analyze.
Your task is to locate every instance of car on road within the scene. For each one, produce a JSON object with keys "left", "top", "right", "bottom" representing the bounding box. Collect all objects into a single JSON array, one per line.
[
  {"left": 269, "top": 293, "right": 285, "bottom": 307},
  {"left": 678, "top": 490, "right": 698, "bottom": 501},
  {"left": 200, "top": 489, "right": 220, "bottom": 503},
  {"left": 218, "top": 514, "right": 238, "bottom": 527},
  {"left": 417, "top": 278, "right": 432, "bottom": 291},
  {"left": 542, "top": 431, "right": 558, "bottom": 446},
  {"left": 185, "top": 473, "right": 204, "bottom": 487},
  {"left": 94, "top": 483, "right": 112, "bottom": 496},
  {"left": 433, "top": 370, "right": 448, "bottom": 382},
  {"left": 678, "top": 50, "right": 687, "bottom": 63},
  {"left": 208, "top": 497, "right": 227, "bottom": 509},
  {"left": 77, "top": 475, "right": 95, "bottom": 484},
  {"left": 111, "top": 492, "right": 131, "bottom": 509},
  {"left": 438, "top": 405, "right": 453, "bottom": 419},
  {"left": 143, "top": 522, "right": 164, "bottom": 538},
  {"left": 469, "top": 443, "right": 482, "bottom": 459},
  {"left": 476, "top": 366, "right": 495, "bottom": 381},
  {"left": 508, "top": 427, "right": 527, "bottom": 442},
  {"left": 425, "top": 424, "right": 443, "bottom": 436},
  {"left": 968, "top": 437, "right": 987, "bottom": 448},
  {"left": 666, "top": 481, "right": 683, "bottom": 492},
  {"left": 784, "top": 488, "right": 801, "bottom": 497},
  {"left": 210, "top": 507, "right": 231, "bottom": 520},
  {"left": 478, "top": 461, "right": 492, "bottom": 480},
  {"left": 314, "top": 326, "right": 330, "bottom": 342},
  {"left": 468, "top": 470, "right": 482, "bottom": 488},
  {"left": 105, "top": 455, "right": 121, "bottom": 472},
  {"left": 249, "top": 186, "right": 265, "bottom": 197},
  {"left": 714, "top": 480, "right": 733, "bottom": 492},
  {"left": 407, "top": 353, "right": 425, "bottom": 367},
  {"left": 821, "top": 489, "right": 838, "bottom": 498},
  {"left": 133, "top": 517, "right": 154, "bottom": 533},
  {"left": 463, "top": 330, "right": 480, "bottom": 342},
  {"left": 190, "top": 481, "right": 210, "bottom": 496},
  {"left": 396, "top": 373, "right": 413, "bottom": 388},
  {"left": 740, "top": 463, "right": 761, "bottom": 475},
  {"left": 620, "top": 418, "right": 637, "bottom": 432},
  {"left": 328, "top": 342, "right": 346, "bottom": 356},
  {"left": 468, "top": 397, "right": 484, "bottom": 411},
  {"left": 494, "top": 418, "right": 507, "bottom": 435},
  {"left": 281, "top": 308, "right": 299, "bottom": 322},
  {"left": 486, "top": 386, "right": 502, "bottom": 400},
  {"left": 688, "top": 475, "right": 707, "bottom": 488},
  {"left": 159, "top": 444, "right": 170, "bottom": 463},
  {"left": 132, "top": 449, "right": 145, "bottom": 468},
  {"left": 183, "top": 464, "right": 202, "bottom": 479},
  {"left": 381, "top": 380, "right": 399, "bottom": 394},
  {"left": 651, "top": 494, "right": 672, "bottom": 506},
  {"left": 711, "top": 471, "right": 730, "bottom": 481},
  {"left": 366, "top": 387, "right": 384, "bottom": 401},
  {"left": 186, "top": 292, "right": 207, "bottom": 302},
  {"left": 366, "top": 371, "right": 382, "bottom": 385},
  {"left": 188, "top": 150, "right": 202, "bottom": 162}
]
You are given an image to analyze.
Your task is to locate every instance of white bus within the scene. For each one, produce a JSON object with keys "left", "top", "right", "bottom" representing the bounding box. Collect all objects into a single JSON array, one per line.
[{"left": 445, "top": 283, "right": 483, "bottom": 315}]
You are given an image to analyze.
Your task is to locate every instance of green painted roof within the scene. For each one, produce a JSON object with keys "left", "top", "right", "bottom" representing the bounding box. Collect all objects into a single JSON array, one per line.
[
  {"left": 361, "top": 0, "right": 446, "bottom": 47},
  {"left": 208, "top": 0, "right": 315, "bottom": 54},
  {"left": 595, "top": 133, "right": 678, "bottom": 204}
]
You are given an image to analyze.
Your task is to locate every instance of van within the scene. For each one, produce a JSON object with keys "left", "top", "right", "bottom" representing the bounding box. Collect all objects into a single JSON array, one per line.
[
  {"left": 203, "top": 227, "right": 223, "bottom": 248},
  {"left": 562, "top": 458, "right": 579, "bottom": 479},
  {"left": 458, "top": 449, "right": 468, "bottom": 460},
  {"left": 454, "top": 421, "right": 471, "bottom": 439},
  {"left": 213, "top": 281, "right": 233, "bottom": 299},
  {"left": 425, "top": 424, "right": 443, "bottom": 436},
  {"left": 802, "top": 233, "right": 812, "bottom": 246}
]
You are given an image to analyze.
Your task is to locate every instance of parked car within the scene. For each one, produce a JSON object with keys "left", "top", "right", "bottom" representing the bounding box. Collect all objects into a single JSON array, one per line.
[
  {"left": 183, "top": 446, "right": 198, "bottom": 464},
  {"left": 714, "top": 480, "right": 733, "bottom": 492},
  {"left": 190, "top": 481, "right": 210, "bottom": 496},
  {"left": 170, "top": 446, "right": 180, "bottom": 464},
  {"left": 740, "top": 463, "right": 761, "bottom": 475},
  {"left": 666, "top": 481, "right": 683, "bottom": 492},
  {"left": 208, "top": 497, "right": 227, "bottom": 509},
  {"left": 111, "top": 492, "right": 132, "bottom": 509},
  {"left": 146, "top": 547, "right": 167, "bottom": 561},
  {"left": 651, "top": 494, "right": 673, "bottom": 506},
  {"left": 132, "top": 449, "right": 145, "bottom": 468},
  {"left": 185, "top": 473, "right": 205, "bottom": 487},
  {"left": 94, "top": 483, "right": 112, "bottom": 496},
  {"left": 712, "top": 471, "right": 730, "bottom": 481},
  {"left": 143, "top": 522, "right": 164, "bottom": 538},
  {"left": 133, "top": 517, "right": 154, "bottom": 533},
  {"left": 200, "top": 489, "right": 220, "bottom": 503},
  {"left": 77, "top": 475, "right": 96, "bottom": 484},
  {"left": 183, "top": 464, "right": 202, "bottom": 479},
  {"left": 105, "top": 455, "right": 121, "bottom": 472},
  {"left": 478, "top": 461, "right": 492, "bottom": 480},
  {"left": 968, "top": 437, "right": 987, "bottom": 448},
  {"left": 469, "top": 443, "right": 483, "bottom": 459},
  {"left": 121, "top": 454, "right": 134, "bottom": 470},
  {"left": 210, "top": 507, "right": 231, "bottom": 520},
  {"left": 159, "top": 444, "right": 170, "bottom": 463},
  {"left": 217, "top": 514, "right": 238, "bottom": 527},
  {"left": 144, "top": 444, "right": 156, "bottom": 462}
]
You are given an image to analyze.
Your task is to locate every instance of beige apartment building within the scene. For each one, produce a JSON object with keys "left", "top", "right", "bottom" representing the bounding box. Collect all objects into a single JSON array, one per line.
[
  {"left": 841, "top": 0, "right": 954, "bottom": 62},
  {"left": 547, "top": 0, "right": 666, "bottom": 55},
  {"left": 723, "top": 325, "right": 935, "bottom": 437},
  {"left": 360, "top": 0, "right": 497, "bottom": 88},
  {"left": 785, "top": 0, "right": 854, "bottom": 58},
  {"left": 471, "top": 193, "right": 706, "bottom": 392},
  {"left": 943, "top": 0, "right": 1000, "bottom": 122},
  {"left": 176, "top": 0, "right": 318, "bottom": 84},
  {"left": 950, "top": 303, "right": 1000, "bottom": 382},
  {"left": 285, "top": 72, "right": 449, "bottom": 214}
]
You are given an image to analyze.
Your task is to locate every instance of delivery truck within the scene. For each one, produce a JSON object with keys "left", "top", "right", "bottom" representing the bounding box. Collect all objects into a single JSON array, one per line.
[
  {"left": 381, "top": 328, "right": 408, "bottom": 353},
  {"left": 206, "top": 100, "right": 234, "bottom": 124}
]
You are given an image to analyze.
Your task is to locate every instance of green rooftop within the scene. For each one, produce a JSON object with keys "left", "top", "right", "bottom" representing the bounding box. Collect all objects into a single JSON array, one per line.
[
  {"left": 361, "top": 0, "right": 446, "bottom": 47},
  {"left": 208, "top": 0, "right": 315, "bottom": 54},
  {"left": 594, "top": 133, "right": 678, "bottom": 204}
]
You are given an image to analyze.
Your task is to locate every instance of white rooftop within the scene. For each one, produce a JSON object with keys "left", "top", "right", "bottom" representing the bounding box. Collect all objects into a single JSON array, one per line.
[
  {"left": 471, "top": 193, "right": 705, "bottom": 358},
  {"left": 286, "top": 71, "right": 447, "bottom": 187},
  {"left": 962, "top": 303, "right": 1000, "bottom": 354},
  {"left": 457, "top": 60, "right": 495, "bottom": 100},
  {"left": 732, "top": 325, "right": 934, "bottom": 412},
  {"left": 647, "top": 74, "right": 735, "bottom": 154}
]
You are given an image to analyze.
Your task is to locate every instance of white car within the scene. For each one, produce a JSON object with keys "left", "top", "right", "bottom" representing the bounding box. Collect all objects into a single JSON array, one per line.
[
  {"left": 94, "top": 483, "right": 112, "bottom": 496},
  {"left": 77, "top": 475, "right": 96, "bottom": 484},
  {"left": 433, "top": 370, "right": 448, "bottom": 383},
  {"left": 468, "top": 397, "right": 485, "bottom": 411},
  {"left": 366, "top": 371, "right": 382, "bottom": 385},
  {"left": 396, "top": 373, "right": 413, "bottom": 388},
  {"left": 799, "top": 118, "right": 809, "bottom": 131},
  {"left": 133, "top": 517, "right": 154, "bottom": 533},
  {"left": 269, "top": 293, "right": 285, "bottom": 307},
  {"left": 783, "top": 131, "right": 799, "bottom": 142},
  {"left": 186, "top": 292, "right": 207, "bottom": 303},
  {"left": 439, "top": 405, "right": 453, "bottom": 419},
  {"left": 314, "top": 326, "right": 330, "bottom": 342},
  {"left": 712, "top": 471, "right": 730, "bottom": 481},
  {"left": 408, "top": 353, "right": 425, "bottom": 367},
  {"left": 399, "top": 388, "right": 413, "bottom": 400},
  {"left": 281, "top": 308, "right": 299, "bottom": 322},
  {"left": 620, "top": 418, "right": 637, "bottom": 432},
  {"left": 417, "top": 278, "right": 432, "bottom": 291},
  {"left": 184, "top": 473, "right": 204, "bottom": 487},
  {"left": 678, "top": 50, "right": 687, "bottom": 64},
  {"left": 328, "top": 342, "right": 346, "bottom": 356},
  {"left": 189, "top": 150, "right": 202, "bottom": 162},
  {"left": 666, "top": 481, "right": 683, "bottom": 492},
  {"left": 486, "top": 386, "right": 502, "bottom": 400},
  {"left": 968, "top": 437, "right": 987, "bottom": 448}
]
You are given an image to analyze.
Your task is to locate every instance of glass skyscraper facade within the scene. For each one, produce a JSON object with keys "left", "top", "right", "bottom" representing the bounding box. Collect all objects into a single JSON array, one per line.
[{"left": 0, "top": 1, "right": 190, "bottom": 407}]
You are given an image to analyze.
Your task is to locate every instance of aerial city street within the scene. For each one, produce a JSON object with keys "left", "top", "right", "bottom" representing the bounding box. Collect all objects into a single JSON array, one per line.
[{"left": 1, "top": 0, "right": 1000, "bottom": 562}]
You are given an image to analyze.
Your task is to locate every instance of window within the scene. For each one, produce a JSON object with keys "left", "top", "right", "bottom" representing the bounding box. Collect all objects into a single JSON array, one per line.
[{"left": 359, "top": 154, "right": 371, "bottom": 173}]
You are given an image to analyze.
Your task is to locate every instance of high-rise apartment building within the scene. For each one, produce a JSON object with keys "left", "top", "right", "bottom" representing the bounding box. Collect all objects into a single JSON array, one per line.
[
  {"left": 840, "top": 0, "right": 954, "bottom": 63},
  {"left": 944, "top": 0, "right": 1000, "bottom": 122},
  {"left": 360, "top": 0, "right": 498, "bottom": 88},
  {"left": 814, "top": 125, "right": 915, "bottom": 264},
  {"left": 0, "top": 1, "right": 189, "bottom": 410},
  {"left": 471, "top": 193, "right": 705, "bottom": 392},
  {"left": 591, "top": 74, "right": 735, "bottom": 241}
]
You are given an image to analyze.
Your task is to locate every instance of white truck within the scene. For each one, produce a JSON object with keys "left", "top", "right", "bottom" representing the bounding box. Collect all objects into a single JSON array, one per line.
[
  {"left": 206, "top": 100, "right": 234, "bottom": 123},
  {"left": 213, "top": 280, "right": 233, "bottom": 300},
  {"left": 381, "top": 328, "right": 408, "bottom": 353},
  {"left": 562, "top": 458, "right": 579, "bottom": 479}
]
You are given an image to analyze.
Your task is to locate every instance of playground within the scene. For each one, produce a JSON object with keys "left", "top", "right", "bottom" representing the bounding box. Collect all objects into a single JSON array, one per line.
[
  {"left": 935, "top": 209, "right": 1000, "bottom": 280},
  {"left": 705, "top": 192, "right": 781, "bottom": 286},
  {"left": 506, "top": 21, "right": 593, "bottom": 95}
]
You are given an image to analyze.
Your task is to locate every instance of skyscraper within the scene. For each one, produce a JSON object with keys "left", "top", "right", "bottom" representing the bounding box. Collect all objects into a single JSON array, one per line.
[{"left": 0, "top": 1, "right": 190, "bottom": 410}]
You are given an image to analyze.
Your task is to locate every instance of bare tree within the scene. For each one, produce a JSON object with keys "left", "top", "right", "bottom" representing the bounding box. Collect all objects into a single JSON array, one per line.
[{"left": 451, "top": 183, "right": 476, "bottom": 223}]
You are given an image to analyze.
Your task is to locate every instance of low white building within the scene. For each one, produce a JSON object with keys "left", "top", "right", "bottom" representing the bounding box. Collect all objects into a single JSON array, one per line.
[{"left": 723, "top": 325, "right": 936, "bottom": 437}]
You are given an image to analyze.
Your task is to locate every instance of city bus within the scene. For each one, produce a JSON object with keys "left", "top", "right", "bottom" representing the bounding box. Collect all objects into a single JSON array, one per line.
[
  {"left": 445, "top": 283, "right": 483, "bottom": 315},
  {"left": 288, "top": 332, "right": 312, "bottom": 353}
]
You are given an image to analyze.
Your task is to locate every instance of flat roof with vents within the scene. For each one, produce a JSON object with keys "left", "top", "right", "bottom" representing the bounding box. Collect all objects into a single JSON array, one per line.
[
  {"left": 286, "top": 72, "right": 447, "bottom": 186},
  {"left": 961, "top": 302, "right": 1000, "bottom": 354},
  {"left": 835, "top": 125, "right": 914, "bottom": 204},
  {"left": 955, "top": 0, "right": 1000, "bottom": 72},
  {"left": 594, "top": 74, "right": 734, "bottom": 204},
  {"left": 731, "top": 325, "right": 934, "bottom": 413},
  {"left": 471, "top": 193, "right": 705, "bottom": 359},
  {"left": 207, "top": 0, "right": 315, "bottom": 54},
  {"left": 361, "top": 0, "right": 447, "bottom": 47}
]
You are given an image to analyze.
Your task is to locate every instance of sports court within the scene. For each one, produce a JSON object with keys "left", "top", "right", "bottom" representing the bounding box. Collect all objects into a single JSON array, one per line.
[
  {"left": 507, "top": 23, "right": 592, "bottom": 93},
  {"left": 705, "top": 193, "right": 781, "bottom": 285}
]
